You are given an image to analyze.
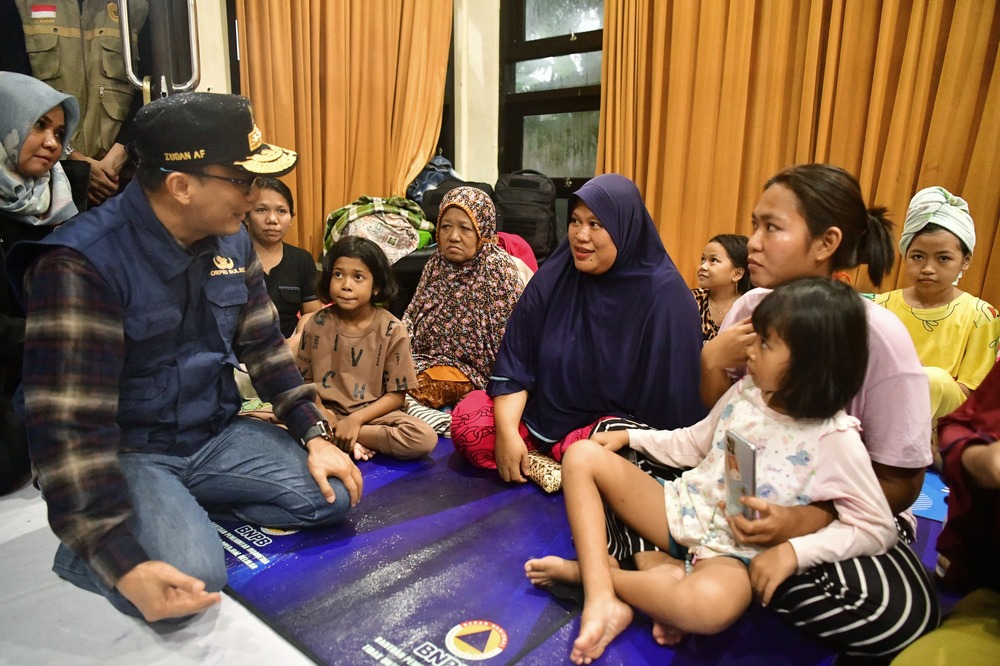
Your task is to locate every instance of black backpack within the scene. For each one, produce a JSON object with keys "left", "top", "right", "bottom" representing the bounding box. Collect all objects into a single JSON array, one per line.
[{"left": 494, "top": 169, "right": 557, "bottom": 260}]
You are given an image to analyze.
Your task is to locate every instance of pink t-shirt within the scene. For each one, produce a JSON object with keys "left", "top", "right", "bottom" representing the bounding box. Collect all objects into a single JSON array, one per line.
[{"left": 721, "top": 288, "right": 932, "bottom": 470}]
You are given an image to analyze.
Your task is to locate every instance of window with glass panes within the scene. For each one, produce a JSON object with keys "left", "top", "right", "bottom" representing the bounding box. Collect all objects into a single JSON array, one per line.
[{"left": 499, "top": 0, "right": 603, "bottom": 212}]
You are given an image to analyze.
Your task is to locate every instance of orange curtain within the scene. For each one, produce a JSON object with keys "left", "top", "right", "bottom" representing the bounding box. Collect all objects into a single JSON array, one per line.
[
  {"left": 599, "top": 0, "right": 1000, "bottom": 305},
  {"left": 236, "top": 0, "right": 453, "bottom": 257}
]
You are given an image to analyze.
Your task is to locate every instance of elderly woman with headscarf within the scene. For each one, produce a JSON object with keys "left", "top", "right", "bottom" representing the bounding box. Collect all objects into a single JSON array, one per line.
[
  {"left": 1, "top": 72, "right": 80, "bottom": 494},
  {"left": 450, "top": 173, "right": 706, "bottom": 482},
  {"left": 873, "top": 186, "right": 1000, "bottom": 432},
  {"left": 402, "top": 187, "right": 527, "bottom": 432}
]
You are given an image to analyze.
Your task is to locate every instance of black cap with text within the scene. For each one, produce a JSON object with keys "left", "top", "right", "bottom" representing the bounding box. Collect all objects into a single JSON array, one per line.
[{"left": 132, "top": 92, "right": 297, "bottom": 176}]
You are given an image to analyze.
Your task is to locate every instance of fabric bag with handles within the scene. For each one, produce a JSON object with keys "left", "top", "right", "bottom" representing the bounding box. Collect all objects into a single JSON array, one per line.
[{"left": 323, "top": 195, "right": 435, "bottom": 264}]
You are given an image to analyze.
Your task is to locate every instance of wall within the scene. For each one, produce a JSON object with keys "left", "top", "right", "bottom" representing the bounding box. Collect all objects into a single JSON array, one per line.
[
  {"left": 453, "top": 0, "right": 500, "bottom": 185},
  {"left": 194, "top": 2, "right": 496, "bottom": 177},
  {"left": 194, "top": 0, "right": 231, "bottom": 93}
]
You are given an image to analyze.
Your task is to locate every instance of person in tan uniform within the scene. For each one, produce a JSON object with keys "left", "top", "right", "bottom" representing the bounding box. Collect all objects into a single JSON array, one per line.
[{"left": 14, "top": 0, "right": 148, "bottom": 205}]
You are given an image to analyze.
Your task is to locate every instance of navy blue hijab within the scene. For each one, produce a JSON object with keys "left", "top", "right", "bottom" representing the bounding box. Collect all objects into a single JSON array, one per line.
[{"left": 488, "top": 173, "right": 705, "bottom": 441}]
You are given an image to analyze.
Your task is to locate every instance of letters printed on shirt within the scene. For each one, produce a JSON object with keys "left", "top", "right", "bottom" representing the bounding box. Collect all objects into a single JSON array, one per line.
[{"left": 211, "top": 255, "right": 245, "bottom": 276}]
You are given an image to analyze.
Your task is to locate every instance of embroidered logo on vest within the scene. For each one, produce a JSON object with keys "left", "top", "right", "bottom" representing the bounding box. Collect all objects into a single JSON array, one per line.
[{"left": 210, "top": 255, "right": 245, "bottom": 276}]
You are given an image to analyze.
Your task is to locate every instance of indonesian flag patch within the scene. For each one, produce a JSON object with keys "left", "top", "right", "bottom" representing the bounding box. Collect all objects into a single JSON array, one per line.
[{"left": 31, "top": 4, "right": 56, "bottom": 20}]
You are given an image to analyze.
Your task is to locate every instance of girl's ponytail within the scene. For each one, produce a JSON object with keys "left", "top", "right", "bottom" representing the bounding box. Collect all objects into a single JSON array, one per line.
[
  {"left": 859, "top": 206, "right": 894, "bottom": 287},
  {"left": 766, "top": 164, "right": 896, "bottom": 286}
]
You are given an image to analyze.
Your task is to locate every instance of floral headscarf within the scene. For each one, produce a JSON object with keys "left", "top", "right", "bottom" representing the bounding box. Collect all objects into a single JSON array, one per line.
[
  {"left": 0, "top": 72, "right": 79, "bottom": 226},
  {"left": 402, "top": 187, "right": 524, "bottom": 388}
]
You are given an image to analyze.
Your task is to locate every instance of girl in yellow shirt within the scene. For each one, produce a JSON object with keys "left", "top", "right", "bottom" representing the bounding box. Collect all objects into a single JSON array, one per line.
[{"left": 873, "top": 186, "right": 1000, "bottom": 436}]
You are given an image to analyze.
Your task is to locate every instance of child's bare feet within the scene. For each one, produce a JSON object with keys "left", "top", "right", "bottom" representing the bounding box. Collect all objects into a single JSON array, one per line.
[
  {"left": 353, "top": 443, "right": 375, "bottom": 461},
  {"left": 570, "top": 596, "right": 634, "bottom": 664},
  {"left": 651, "top": 621, "right": 685, "bottom": 647},
  {"left": 646, "top": 560, "right": 686, "bottom": 645},
  {"left": 525, "top": 555, "right": 619, "bottom": 587},
  {"left": 525, "top": 556, "right": 581, "bottom": 587},
  {"left": 647, "top": 559, "right": 686, "bottom": 581}
]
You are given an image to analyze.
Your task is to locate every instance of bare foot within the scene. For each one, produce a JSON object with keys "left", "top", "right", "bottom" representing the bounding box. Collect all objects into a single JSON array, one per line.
[
  {"left": 646, "top": 559, "right": 686, "bottom": 581},
  {"left": 525, "top": 556, "right": 581, "bottom": 587},
  {"left": 646, "top": 560, "right": 685, "bottom": 645},
  {"left": 652, "top": 621, "right": 685, "bottom": 647},
  {"left": 525, "top": 555, "right": 619, "bottom": 588},
  {"left": 353, "top": 443, "right": 376, "bottom": 461},
  {"left": 570, "top": 596, "right": 634, "bottom": 664}
]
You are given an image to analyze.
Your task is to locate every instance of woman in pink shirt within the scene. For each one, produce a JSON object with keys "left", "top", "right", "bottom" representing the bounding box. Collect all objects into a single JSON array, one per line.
[{"left": 698, "top": 164, "right": 938, "bottom": 661}]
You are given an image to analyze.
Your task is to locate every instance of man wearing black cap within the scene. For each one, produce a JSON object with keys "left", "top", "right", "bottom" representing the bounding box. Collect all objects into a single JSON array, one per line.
[{"left": 6, "top": 92, "right": 362, "bottom": 622}]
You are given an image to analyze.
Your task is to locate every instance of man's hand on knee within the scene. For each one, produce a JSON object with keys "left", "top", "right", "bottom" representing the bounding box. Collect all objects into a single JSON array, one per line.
[
  {"left": 306, "top": 438, "right": 363, "bottom": 506},
  {"left": 115, "top": 560, "right": 221, "bottom": 622}
]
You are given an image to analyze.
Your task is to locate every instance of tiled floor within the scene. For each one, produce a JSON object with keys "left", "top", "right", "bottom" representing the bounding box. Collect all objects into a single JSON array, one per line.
[{"left": 0, "top": 483, "right": 312, "bottom": 665}]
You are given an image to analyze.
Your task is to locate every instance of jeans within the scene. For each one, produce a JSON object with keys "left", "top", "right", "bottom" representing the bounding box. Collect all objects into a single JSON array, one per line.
[{"left": 53, "top": 416, "right": 352, "bottom": 618}]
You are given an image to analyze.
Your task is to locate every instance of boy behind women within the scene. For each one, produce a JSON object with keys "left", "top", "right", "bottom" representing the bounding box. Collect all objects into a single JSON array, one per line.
[{"left": 6, "top": 92, "right": 361, "bottom": 622}]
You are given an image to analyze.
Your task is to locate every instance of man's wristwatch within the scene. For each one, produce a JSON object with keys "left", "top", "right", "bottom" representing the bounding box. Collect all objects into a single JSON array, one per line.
[{"left": 301, "top": 420, "right": 334, "bottom": 449}]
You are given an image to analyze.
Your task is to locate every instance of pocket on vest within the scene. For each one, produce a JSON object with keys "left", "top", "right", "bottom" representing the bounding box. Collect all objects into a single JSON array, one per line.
[
  {"left": 97, "top": 85, "right": 132, "bottom": 154},
  {"left": 206, "top": 280, "right": 249, "bottom": 342},
  {"left": 120, "top": 373, "right": 168, "bottom": 400},
  {"left": 124, "top": 308, "right": 182, "bottom": 344},
  {"left": 97, "top": 35, "right": 129, "bottom": 82},
  {"left": 24, "top": 33, "right": 61, "bottom": 81}
]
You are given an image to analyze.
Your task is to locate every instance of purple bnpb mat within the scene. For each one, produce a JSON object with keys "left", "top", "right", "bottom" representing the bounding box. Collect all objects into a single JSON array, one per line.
[{"left": 213, "top": 439, "right": 940, "bottom": 665}]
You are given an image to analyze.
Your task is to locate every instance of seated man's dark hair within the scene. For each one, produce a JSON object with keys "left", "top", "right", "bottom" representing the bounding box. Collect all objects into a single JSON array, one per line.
[{"left": 135, "top": 163, "right": 170, "bottom": 190}]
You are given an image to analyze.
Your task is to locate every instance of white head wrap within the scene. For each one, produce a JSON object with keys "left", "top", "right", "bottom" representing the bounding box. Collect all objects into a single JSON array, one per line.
[{"left": 898, "top": 186, "right": 975, "bottom": 255}]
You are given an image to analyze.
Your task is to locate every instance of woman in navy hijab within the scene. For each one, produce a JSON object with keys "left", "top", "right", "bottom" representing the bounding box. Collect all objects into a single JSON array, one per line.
[{"left": 451, "top": 173, "right": 705, "bottom": 482}]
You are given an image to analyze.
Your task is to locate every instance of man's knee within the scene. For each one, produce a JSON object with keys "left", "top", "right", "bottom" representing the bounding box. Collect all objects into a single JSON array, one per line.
[
  {"left": 158, "top": 536, "right": 228, "bottom": 592},
  {"left": 293, "top": 478, "right": 353, "bottom": 527},
  {"left": 191, "top": 555, "right": 228, "bottom": 593}
]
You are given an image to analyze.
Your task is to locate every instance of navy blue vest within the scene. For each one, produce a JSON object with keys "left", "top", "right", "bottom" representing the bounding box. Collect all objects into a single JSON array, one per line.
[{"left": 12, "top": 181, "right": 249, "bottom": 455}]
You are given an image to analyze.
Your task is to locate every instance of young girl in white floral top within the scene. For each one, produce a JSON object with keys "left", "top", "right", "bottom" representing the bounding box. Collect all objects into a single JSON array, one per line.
[{"left": 525, "top": 277, "right": 897, "bottom": 664}]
